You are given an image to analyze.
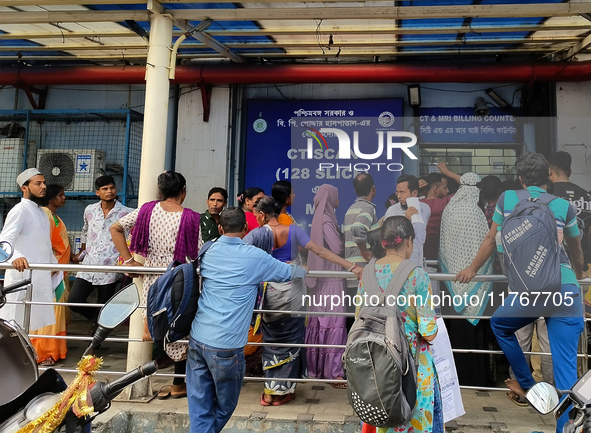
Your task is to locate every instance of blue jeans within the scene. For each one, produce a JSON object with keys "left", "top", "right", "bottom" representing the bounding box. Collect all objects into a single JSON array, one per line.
[
  {"left": 490, "top": 284, "right": 583, "bottom": 433},
  {"left": 186, "top": 337, "right": 246, "bottom": 433}
]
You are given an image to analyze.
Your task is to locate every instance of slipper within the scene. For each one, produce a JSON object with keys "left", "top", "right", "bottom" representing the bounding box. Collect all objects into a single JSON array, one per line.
[
  {"left": 260, "top": 393, "right": 272, "bottom": 406},
  {"left": 171, "top": 384, "right": 187, "bottom": 399},
  {"left": 39, "top": 358, "right": 55, "bottom": 366},
  {"left": 157, "top": 385, "right": 172, "bottom": 400},
  {"left": 272, "top": 393, "right": 295, "bottom": 406},
  {"left": 507, "top": 391, "right": 529, "bottom": 407}
]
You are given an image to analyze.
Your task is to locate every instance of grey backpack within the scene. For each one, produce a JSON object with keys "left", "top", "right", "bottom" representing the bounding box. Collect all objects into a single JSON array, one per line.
[
  {"left": 344, "top": 259, "right": 418, "bottom": 428},
  {"left": 501, "top": 190, "right": 562, "bottom": 294}
]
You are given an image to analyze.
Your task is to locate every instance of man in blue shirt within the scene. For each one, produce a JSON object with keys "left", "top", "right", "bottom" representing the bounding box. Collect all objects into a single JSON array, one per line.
[
  {"left": 455, "top": 152, "right": 585, "bottom": 433},
  {"left": 187, "top": 207, "right": 307, "bottom": 433}
]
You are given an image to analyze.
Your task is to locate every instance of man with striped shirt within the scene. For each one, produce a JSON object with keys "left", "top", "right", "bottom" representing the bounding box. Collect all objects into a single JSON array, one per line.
[
  {"left": 343, "top": 173, "right": 378, "bottom": 286},
  {"left": 455, "top": 152, "right": 585, "bottom": 433}
]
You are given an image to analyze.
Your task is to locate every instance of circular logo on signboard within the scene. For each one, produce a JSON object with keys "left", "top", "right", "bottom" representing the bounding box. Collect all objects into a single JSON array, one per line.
[
  {"left": 253, "top": 118, "right": 267, "bottom": 133},
  {"left": 378, "top": 111, "right": 395, "bottom": 128}
]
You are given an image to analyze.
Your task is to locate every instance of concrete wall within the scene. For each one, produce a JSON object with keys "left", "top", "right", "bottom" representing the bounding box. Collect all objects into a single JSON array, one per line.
[
  {"left": 3, "top": 79, "right": 589, "bottom": 211},
  {"left": 0, "top": 85, "right": 145, "bottom": 111},
  {"left": 556, "top": 82, "right": 591, "bottom": 190},
  {"left": 175, "top": 85, "right": 232, "bottom": 213}
]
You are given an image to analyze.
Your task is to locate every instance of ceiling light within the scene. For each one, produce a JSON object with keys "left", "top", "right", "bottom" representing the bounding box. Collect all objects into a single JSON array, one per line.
[{"left": 485, "top": 88, "right": 510, "bottom": 108}]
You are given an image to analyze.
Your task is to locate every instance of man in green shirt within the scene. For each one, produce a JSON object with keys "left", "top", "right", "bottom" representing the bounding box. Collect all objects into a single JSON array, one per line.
[{"left": 201, "top": 187, "right": 227, "bottom": 242}]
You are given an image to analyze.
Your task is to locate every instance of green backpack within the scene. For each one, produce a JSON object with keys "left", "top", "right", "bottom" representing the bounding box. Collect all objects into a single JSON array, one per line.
[{"left": 344, "top": 259, "right": 418, "bottom": 428}]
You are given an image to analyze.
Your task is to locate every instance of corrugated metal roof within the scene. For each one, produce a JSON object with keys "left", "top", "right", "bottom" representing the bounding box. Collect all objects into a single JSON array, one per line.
[{"left": 0, "top": 0, "right": 590, "bottom": 65}]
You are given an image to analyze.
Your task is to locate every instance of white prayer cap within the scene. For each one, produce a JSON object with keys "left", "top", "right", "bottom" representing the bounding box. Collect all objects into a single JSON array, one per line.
[{"left": 16, "top": 168, "right": 42, "bottom": 188}]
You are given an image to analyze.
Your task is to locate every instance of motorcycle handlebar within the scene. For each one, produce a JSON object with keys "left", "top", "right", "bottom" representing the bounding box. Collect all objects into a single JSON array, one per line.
[
  {"left": 102, "top": 361, "right": 158, "bottom": 400},
  {"left": 1, "top": 278, "right": 32, "bottom": 296},
  {"left": 90, "top": 361, "right": 158, "bottom": 414}
]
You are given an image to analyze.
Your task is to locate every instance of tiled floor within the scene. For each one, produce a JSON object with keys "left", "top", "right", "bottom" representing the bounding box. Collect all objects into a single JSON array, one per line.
[{"left": 46, "top": 322, "right": 556, "bottom": 433}]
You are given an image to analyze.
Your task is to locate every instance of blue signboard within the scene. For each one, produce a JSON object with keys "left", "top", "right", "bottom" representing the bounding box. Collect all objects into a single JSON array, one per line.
[
  {"left": 244, "top": 99, "right": 406, "bottom": 231},
  {"left": 417, "top": 107, "right": 521, "bottom": 143}
]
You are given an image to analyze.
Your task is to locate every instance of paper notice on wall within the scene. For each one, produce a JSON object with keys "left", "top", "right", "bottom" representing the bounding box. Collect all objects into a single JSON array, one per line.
[{"left": 430, "top": 317, "right": 465, "bottom": 423}]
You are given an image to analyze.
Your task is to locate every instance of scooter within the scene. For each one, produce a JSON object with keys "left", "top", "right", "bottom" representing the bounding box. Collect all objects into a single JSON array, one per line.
[
  {"left": 526, "top": 369, "right": 591, "bottom": 433},
  {"left": 0, "top": 241, "right": 158, "bottom": 433}
]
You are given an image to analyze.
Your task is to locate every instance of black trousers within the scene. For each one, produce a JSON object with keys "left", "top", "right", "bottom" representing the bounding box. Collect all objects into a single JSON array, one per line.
[{"left": 68, "top": 278, "right": 118, "bottom": 321}]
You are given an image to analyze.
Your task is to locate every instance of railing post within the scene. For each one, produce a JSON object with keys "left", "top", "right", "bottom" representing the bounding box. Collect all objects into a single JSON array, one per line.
[
  {"left": 22, "top": 279, "right": 33, "bottom": 333},
  {"left": 123, "top": 10, "right": 174, "bottom": 400}
]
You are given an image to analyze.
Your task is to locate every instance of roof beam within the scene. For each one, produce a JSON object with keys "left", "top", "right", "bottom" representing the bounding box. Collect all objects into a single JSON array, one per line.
[
  {"left": 0, "top": 0, "right": 147, "bottom": 4},
  {"left": 3, "top": 3, "right": 591, "bottom": 24},
  {"left": 2, "top": 23, "right": 591, "bottom": 41},
  {"left": 0, "top": 10, "right": 148, "bottom": 24},
  {"left": 558, "top": 32, "right": 591, "bottom": 60},
  {"left": 174, "top": 18, "right": 246, "bottom": 63},
  {"left": 168, "top": 3, "right": 591, "bottom": 21},
  {"left": 0, "top": 36, "right": 578, "bottom": 51},
  {"left": 2, "top": 46, "right": 568, "bottom": 62}
]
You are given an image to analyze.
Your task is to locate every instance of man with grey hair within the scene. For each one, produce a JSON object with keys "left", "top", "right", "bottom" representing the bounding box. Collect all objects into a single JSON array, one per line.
[{"left": 0, "top": 168, "right": 57, "bottom": 331}]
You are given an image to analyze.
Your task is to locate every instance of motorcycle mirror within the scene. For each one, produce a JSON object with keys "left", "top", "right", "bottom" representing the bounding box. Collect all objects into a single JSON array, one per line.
[
  {"left": 0, "top": 241, "right": 13, "bottom": 263},
  {"left": 83, "top": 283, "right": 139, "bottom": 356},
  {"left": 526, "top": 382, "right": 560, "bottom": 414},
  {"left": 97, "top": 283, "right": 139, "bottom": 329}
]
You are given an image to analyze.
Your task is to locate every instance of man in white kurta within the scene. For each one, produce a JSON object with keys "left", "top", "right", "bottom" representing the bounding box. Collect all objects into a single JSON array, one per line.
[{"left": 0, "top": 168, "right": 56, "bottom": 331}]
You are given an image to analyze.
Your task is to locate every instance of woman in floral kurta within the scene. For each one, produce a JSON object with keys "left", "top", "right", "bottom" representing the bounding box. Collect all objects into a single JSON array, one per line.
[{"left": 357, "top": 215, "right": 444, "bottom": 433}]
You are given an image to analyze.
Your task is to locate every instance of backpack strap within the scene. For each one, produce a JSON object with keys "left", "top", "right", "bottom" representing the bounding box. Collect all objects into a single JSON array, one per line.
[
  {"left": 361, "top": 258, "right": 417, "bottom": 304},
  {"left": 197, "top": 239, "right": 216, "bottom": 262},
  {"left": 515, "top": 188, "right": 556, "bottom": 205},
  {"left": 381, "top": 260, "right": 418, "bottom": 305},
  {"left": 536, "top": 192, "right": 557, "bottom": 206}
]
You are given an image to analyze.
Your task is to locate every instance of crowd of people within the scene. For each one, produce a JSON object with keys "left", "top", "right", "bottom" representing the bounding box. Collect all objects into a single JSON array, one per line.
[{"left": 0, "top": 150, "right": 590, "bottom": 433}]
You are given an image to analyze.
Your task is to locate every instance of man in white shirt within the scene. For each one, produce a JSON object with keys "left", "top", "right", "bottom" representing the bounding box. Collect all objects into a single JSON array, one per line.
[
  {"left": 0, "top": 168, "right": 56, "bottom": 331},
  {"left": 68, "top": 175, "right": 133, "bottom": 324},
  {"left": 383, "top": 174, "right": 431, "bottom": 266}
]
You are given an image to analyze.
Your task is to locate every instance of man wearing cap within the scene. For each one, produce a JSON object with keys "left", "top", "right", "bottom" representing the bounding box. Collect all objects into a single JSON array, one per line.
[{"left": 0, "top": 168, "right": 57, "bottom": 331}]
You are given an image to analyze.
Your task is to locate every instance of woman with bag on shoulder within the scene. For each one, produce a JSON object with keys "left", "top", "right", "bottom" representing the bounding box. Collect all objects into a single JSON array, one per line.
[
  {"left": 357, "top": 216, "right": 443, "bottom": 433},
  {"left": 110, "top": 171, "right": 201, "bottom": 400}
]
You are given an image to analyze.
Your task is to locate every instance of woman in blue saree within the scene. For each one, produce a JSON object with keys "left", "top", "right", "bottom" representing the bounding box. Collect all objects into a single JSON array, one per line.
[{"left": 244, "top": 195, "right": 362, "bottom": 406}]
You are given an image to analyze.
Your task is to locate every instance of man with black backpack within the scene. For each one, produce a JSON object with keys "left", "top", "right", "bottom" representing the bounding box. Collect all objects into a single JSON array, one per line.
[
  {"left": 455, "top": 152, "right": 585, "bottom": 433},
  {"left": 185, "top": 207, "right": 307, "bottom": 433}
]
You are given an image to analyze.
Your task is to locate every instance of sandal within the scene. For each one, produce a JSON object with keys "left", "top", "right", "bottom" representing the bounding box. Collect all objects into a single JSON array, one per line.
[
  {"left": 505, "top": 378, "right": 527, "bottom": 398},
  {"left": 260, "top": 393, "right": 272, "bottom": 406},
  {"left": 39, "top": 358, "right": 55, "bottom": 366},
  {"left": 272, "top": 393, "right": 295, "bottom": 406},
  {"left": 330, "top": 377, "right": 347, "bottom": 389},
  {"left": 171, "top": 384, "right": 187, "bottom": 399},
  {"left": 507, "top": 390, "right": 529, "bottom": 407},
  {"left": 157, "top": 385, "right": 172, "bottom": 400}
]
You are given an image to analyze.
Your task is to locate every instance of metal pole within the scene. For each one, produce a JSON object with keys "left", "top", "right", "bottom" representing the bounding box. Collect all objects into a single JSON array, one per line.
[
  {"left": 22, "top": 278, "right": 32, "bottom": 333},
  {"left": 124, "top": 11, "right": 174, "bottom": 400}
]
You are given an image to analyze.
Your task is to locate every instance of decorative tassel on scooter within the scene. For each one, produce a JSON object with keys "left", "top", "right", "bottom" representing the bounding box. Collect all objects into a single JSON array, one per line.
[{"left": 16, "top": 355, "right": 103, "bottom": 433}]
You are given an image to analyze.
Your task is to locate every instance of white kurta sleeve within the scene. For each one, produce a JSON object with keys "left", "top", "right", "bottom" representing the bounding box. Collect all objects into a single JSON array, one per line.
[{"left": 0, "top": 206, "right": 25, "bottom": 262}]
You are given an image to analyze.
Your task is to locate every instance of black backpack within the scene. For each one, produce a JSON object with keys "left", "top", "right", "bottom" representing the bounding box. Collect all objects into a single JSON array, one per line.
[
  {"left": 501, "top": 190, "right": 562, "bottom": 294},
  {"left": 344, "top": 259, "right": 418, "bottom": 428},
  {"left": 147, "top": 241, "right": 214, "bottom": 346}
]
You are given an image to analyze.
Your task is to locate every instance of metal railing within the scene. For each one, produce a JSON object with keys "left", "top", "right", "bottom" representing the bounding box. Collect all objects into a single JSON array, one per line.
[{"left": 2, "top": 261, "right": 590, "bottom": 389}]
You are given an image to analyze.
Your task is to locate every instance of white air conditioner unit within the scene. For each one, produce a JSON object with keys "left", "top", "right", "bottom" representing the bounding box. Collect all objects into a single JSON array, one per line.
[
  {"left": 37, "top": 149, "right": 106, "bottom": 192},
  {"left": 0, "top": 138, "right": 37, "bottom": 192}
]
